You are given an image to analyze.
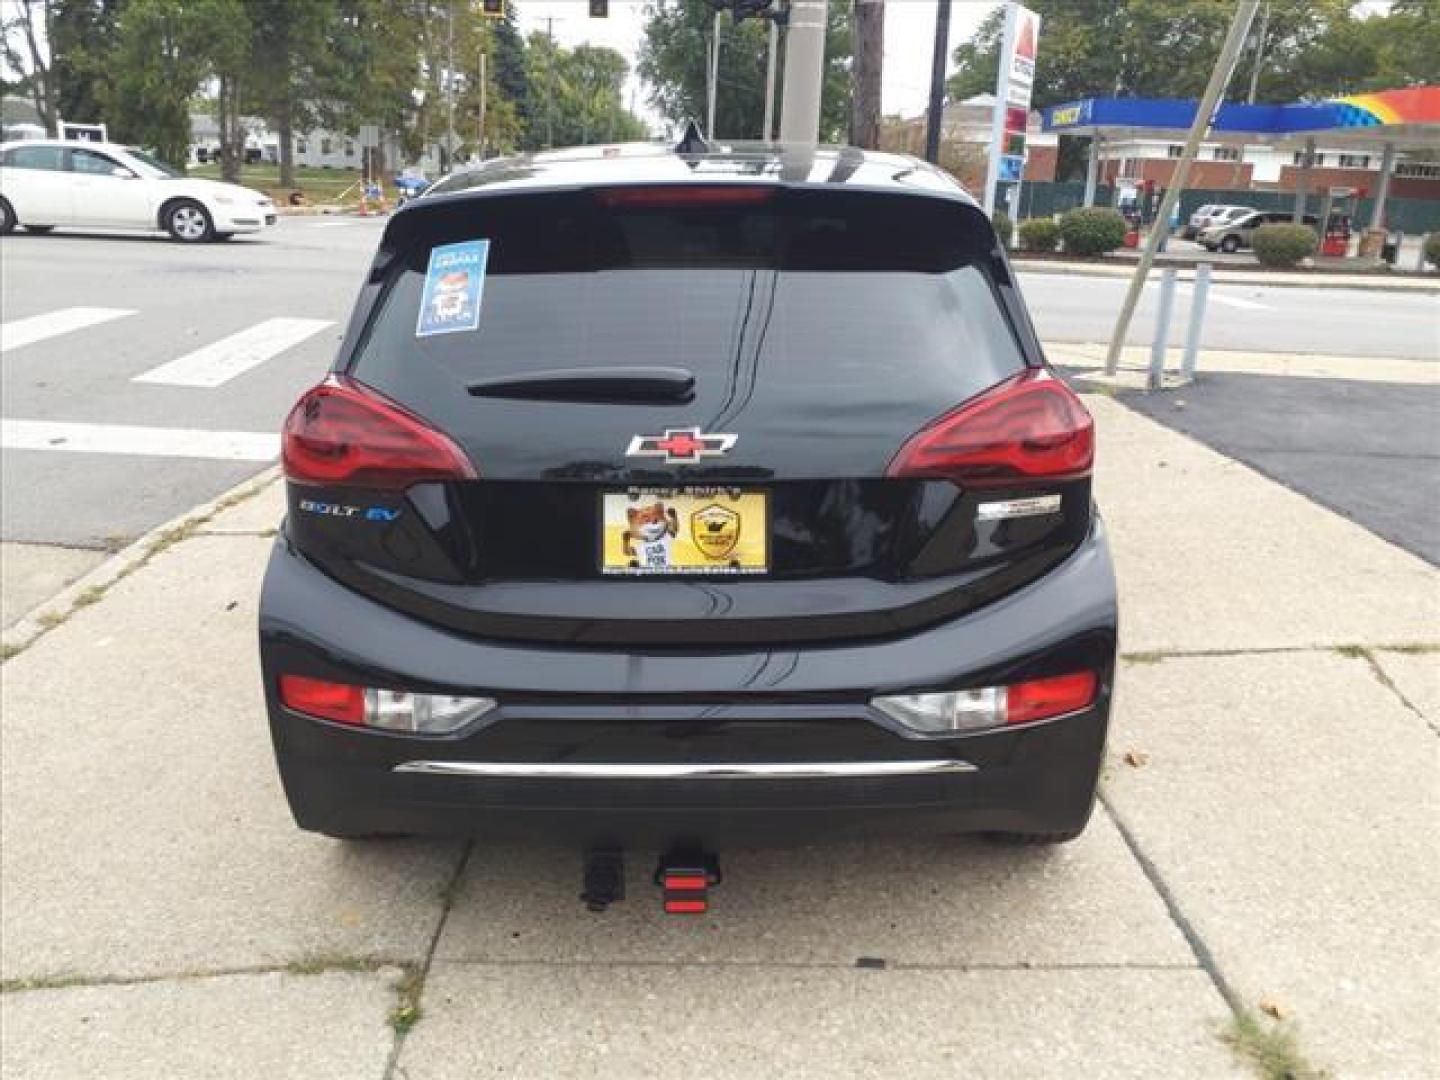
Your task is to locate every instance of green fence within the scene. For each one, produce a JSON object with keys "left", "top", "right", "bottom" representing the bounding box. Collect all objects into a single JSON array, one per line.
[{"left": 1012, "top": 182, "right": 1440, "bottom": 234}]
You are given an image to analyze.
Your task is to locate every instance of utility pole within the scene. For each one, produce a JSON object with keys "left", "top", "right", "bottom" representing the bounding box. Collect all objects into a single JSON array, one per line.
[
  {"left": 851, "top": 0, "right": 884, "bottom": 149},
  {"left": 778, "top": 0, "right": 827, "bottom": 143},
  {"left": 1246, "top": 1, "right": 1270, "bottom": 105},
  {"left": 446, "top": 0, "right": 456, "bottom": 170},
  {"left": 707, "top": 10, "right": 722, "bottom": 139},
  {"left": 478, "top": 49, "right": 488, "bottom": 159},
  {"left": 762, "top": 16, "right": 779, "bottom": 140},
  {"left": 1104, "top": 0, "right": 1260, "bottom": 376},
  {"left": 923, "top": 0, "right": 951, "bottom": 164},
  {"left": 545, "top": 16, "right": 555, "bottom": 148}
]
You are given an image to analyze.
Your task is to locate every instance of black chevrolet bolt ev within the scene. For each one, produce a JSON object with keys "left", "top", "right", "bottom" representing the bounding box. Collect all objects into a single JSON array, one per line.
[{"left": 259, "top": 142, "right": 1118, "bottom": 849}]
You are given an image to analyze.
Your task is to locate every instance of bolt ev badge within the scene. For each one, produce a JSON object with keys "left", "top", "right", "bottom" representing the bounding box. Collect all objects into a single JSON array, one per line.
[{"left": 626, "top": 427, "right": 738, "bottom": 464}]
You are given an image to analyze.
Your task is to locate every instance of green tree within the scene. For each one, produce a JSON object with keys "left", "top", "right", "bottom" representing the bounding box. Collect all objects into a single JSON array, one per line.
[
  {"left": 244, "top": 0, "right": 338, "bottom": 187},
  {"left": 946, "top": 0, "right": 1390, "bottom": 179},
  {"left": 523, "top": 32, "right": 646, "bottom": 149},
  {"left": 1, "top": 0, "right": 58, "bottom": 130},
  {"left": 106, "top": 0, "right": 209, "bottom": 166},
  {"left": 638, "top": 0, "right": 851, "bottom": 142},
  {"left": 50, "top": 0, "right": 125, "bottom": 126},
  {"left": 1366, "top": 0, "right": 1440, "bottom": 88}
]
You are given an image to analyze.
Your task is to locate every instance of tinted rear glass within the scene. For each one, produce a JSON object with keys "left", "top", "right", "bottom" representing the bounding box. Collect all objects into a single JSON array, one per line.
[{"left": 353, "top": 188, "right": 1024, "bottom": 405}]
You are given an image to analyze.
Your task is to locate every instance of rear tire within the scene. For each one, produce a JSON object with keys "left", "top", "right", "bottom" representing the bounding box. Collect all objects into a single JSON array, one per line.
[
  {"left": 1220, "top": 235, "right": 1241, "bottom": 254},
  {"left": 0, "top": 198, "right": 15, "bottom": 235},
  {"left": 165, "top": 200, "right": 214, "bottom": 243}
]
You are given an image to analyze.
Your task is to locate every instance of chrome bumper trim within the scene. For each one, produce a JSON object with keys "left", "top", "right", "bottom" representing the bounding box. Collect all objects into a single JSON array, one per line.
[{"left": 392, "top": 759, "right": 976, "bottom": 781}]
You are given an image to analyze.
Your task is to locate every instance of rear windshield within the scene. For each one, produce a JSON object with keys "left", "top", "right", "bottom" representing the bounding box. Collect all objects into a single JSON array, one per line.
[{"left": 352, "top": 188, "right": 1024, "bottom": 403}]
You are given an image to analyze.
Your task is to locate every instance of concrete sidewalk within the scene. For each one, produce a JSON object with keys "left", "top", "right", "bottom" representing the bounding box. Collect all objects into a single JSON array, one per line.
[{"left": 2, "top": 396, "right": 1436, "bottom": 1078}]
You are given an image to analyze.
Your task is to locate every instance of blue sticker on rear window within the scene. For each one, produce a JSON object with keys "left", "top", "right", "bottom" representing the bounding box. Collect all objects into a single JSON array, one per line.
[{"left": 416, "top": 240, "right": 489, "bottom": 337}]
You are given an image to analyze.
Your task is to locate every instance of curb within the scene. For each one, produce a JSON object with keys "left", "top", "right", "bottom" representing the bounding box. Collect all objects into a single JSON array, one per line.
[
  {"left": 1012, "top": 260, "right": 1440, "bottom": 294},
  {"left": 1, "top": 467, "right": 282, "bottom": 659}
]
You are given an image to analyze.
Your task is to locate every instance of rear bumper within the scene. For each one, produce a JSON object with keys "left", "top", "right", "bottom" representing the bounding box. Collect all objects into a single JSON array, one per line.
[{"left": 258, "top": 519, "right": 1118, "bottom": 845}]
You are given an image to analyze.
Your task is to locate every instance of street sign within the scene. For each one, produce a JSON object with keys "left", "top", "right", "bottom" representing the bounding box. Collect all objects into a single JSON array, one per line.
[
  {"left": 999, "top": 155, "right": 1025, "bottom": 183},
  {"left": 358, "top": 125, "right": 380, "bottom": 149}
]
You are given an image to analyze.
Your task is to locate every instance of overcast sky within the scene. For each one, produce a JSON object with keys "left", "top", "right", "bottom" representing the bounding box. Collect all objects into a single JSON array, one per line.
[{"left": 516, "top": 0, "right": 1004, "bottom": 133}]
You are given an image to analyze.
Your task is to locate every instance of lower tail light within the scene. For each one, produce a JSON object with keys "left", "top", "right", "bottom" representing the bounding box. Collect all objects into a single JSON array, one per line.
[
  {"left": 282, "top": 376, "right": 476, "bottom": 489},
  {"left": 279, "top": 675, "right": 497, "bottom": 734},
  {"left": 886, "top": 369, "right": 1093, "bottom": 488},
  {"left": 873, "top": 671, "right": 1098, "bottom": 736}
]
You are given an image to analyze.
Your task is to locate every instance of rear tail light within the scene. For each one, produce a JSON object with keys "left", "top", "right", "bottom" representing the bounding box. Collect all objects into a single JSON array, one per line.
[
  {"left": 886, "top": 369, "right": 1093, "bottom": 488},
  {"left": 281, "top": 376, "right": 476, "bottom": 489},
  {"left": 278, "top": 675, "right": 497, "bottom": 734},
  {"left": 873, "top": 671, "right": 1098, "bottom": 736},
  {"left": 594, "top": 185, "right": 776, "bottom": 208}
]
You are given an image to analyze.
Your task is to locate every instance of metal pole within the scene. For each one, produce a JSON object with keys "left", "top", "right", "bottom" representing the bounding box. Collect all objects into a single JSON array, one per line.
[
  {"left": 763, "top": 17, "right": 779, "bottom": 141},
  {"left": 478, "top": 50, "right": 487, "bottom": 159},
  {"left": 778, "top": 0, "right": 827, "bottom": 144},
  {"left": 707, "top": 10, "right": 722, "bottom": 140},
  {"left": 1292, "top": 136, "right": 1314, "bottom": 222},
  {"left": 545, "top": 17, "right": 555, "bottom": 149},
  {"left": 1180, "top": 263, "right": 1211, "bottom": 382},
  {"left": 1246, "top": 1, "right": 1269, "bottom": 105},
  {"left": 923, "top": 0, "right": 951, "bottom": 164},
  {"left": 1083, "top": 136, "right": 1100, "bottom": 207},
  {"left": 1104, "top": 0, "right": 1259, "bottom": 376},
  {"left": 1148, "top": 269, "right": 1177, "bottom": 391},
  {"left": 1369, "top": 141, "right": 1396, "bottom": 230},
  {"left": 446, "top": 0, "right": 456, "bottom": 169}
]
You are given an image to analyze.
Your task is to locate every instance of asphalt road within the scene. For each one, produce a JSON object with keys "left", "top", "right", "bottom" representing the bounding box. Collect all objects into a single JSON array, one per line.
[
  {"left": 1019, "top": 270, "right": 1440, "bottom": 359},
  {"left": 1, "top": 217, "right": 1436, "bottom": 554}
]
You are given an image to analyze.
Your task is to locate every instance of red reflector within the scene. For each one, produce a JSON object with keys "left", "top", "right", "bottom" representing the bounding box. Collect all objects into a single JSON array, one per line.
[
  {"left": 664, "top": 899, "right": 708, "bottom": 914},
  {"left": 1006, "top": 672, "right": 1098, "bottom": 725},
  {"left": 278, "top": 674, "right": 365, "bottom": 725},
  {"left": 594, "top": 185, "right": 776, "bottom": 208},
  {"left": 886, "top": 369, "right": 1094, "bottom": 488},
  {"left": 663, "top": 875, "right": 708, "bottom": 892},
  {"left": 281, "top": 376, "right": 476, "bottom": 490}
]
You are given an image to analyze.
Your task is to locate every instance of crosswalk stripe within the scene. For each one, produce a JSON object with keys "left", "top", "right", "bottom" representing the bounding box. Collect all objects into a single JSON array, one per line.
[
  {"left": 1, "top": 307, "right": 136, "bottom": 353},
  {"left": 132, "top": 317, "right": 334, "bottom": 388},
  {"left": 1, "top": 419, "right": 278, "bottom": 462}
]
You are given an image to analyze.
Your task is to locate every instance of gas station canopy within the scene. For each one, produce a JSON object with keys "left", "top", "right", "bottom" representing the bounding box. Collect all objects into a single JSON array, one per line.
[{"left": 1043, "top": 85, "right": 1440, "bottom": 151}]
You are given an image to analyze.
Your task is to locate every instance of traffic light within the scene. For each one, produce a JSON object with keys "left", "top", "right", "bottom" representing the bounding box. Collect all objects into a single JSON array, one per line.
[
  {"left": 481, "top": 0, "right": 504, "bottom": 17},
  {"left": 589, "top": 0, "right": 607, "bottom": 15}
]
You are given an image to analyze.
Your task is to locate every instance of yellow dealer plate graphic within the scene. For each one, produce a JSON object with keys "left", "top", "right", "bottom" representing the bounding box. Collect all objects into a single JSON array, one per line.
[{"left": 601, "top": 487, "right": 768, "bottom": 576}]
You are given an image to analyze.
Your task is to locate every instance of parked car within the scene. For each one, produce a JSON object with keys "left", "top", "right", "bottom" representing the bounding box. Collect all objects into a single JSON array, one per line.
[
  {"left": 1183, "top": 203, "right": 1253, "bottom": 240},
  {"left": 1200, "top": 210, "right": 1319, "bottom": 253},
  {"left": 0, "top": 139, "right": 276, "bottom": 242},
  {"left": 260, "top": 141, "right": 1117, "bottom": 894}
]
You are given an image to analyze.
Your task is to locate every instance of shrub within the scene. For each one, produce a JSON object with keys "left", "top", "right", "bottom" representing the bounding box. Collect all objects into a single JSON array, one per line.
[
  {"left": 1058, "top": 207, "right": 1128, "bottom": 256},
  {"left": 1251, "top": 222, "right": 1318, "bottom": 268},
  {"left": 1018, "top": 217, "right": 1060, "bottom": 253},
  {"left": 991, "top": 211, "right": 1014, "bottom": 247},
  {"left": 1424, "top": 232, "right": 1440, "bottom": 269}
]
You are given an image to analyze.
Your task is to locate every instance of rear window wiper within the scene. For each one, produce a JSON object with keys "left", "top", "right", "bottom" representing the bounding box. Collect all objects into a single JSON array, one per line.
[{"left": 466, "top": 366, "right": 695, "bottom": 404}]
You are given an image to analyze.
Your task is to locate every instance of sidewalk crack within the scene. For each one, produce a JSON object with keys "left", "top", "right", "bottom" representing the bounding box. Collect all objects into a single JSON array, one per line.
[
  {"left": 383, "top": 839, "right": 473, "bottom": 1080},
  {"left": 1098, "top": 793, "right": 1242, "bottom": 1016},
  {"left": 1343, "top": 646, "right": 1439, "bottom": 737}
]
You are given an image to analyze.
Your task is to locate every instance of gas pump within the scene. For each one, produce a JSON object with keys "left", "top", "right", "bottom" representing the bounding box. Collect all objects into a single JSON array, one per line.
[{"left": 1317, "top": 186, "right": 1357, "bottom": 257}]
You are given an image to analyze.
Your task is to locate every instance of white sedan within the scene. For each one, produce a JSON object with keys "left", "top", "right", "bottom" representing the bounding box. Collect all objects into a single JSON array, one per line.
[{"left": 0, "top": 139, "right": 276, "bottom": 242}]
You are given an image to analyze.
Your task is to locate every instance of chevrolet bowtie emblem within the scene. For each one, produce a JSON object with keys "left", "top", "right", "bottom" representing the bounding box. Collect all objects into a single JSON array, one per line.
[{"left": 626, "top": 428, "right": 738, "bottom": 465}]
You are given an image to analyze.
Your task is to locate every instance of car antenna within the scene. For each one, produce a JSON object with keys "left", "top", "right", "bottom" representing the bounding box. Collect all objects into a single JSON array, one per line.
[{"left": 675, "top": 120, "right": 712, "bottom": 157}]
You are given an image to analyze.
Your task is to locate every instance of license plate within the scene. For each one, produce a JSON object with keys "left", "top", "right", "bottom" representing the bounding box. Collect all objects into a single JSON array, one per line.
[{"left": 601, "top": 487, "right": 768, "bottom": 576}]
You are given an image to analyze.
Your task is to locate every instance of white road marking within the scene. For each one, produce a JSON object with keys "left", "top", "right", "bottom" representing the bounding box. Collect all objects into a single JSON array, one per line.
[
  {"left": 1, "top": 307, "right": 135, "bottom": 353},
  {"left": 1175, "top": 284, "right": 1269, "bottom": 311},
  {"left": 1, "top": 419, "right": 278, "bottom": 461},
  {"left": 132, "top": 317, "right": 333, "bottom": 388}
]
